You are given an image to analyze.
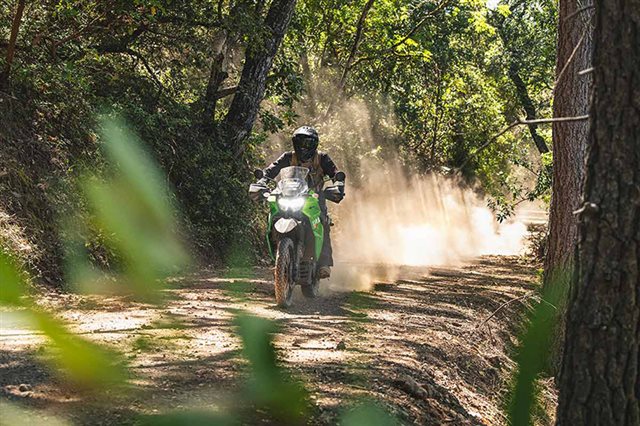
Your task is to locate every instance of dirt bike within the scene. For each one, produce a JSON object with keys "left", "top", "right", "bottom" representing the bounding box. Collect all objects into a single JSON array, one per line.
[{"left": 249, "top": 166, "right": 345, "bottom": 307}]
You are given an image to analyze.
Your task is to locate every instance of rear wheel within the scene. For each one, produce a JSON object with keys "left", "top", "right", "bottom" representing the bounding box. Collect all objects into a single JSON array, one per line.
[{"left": 274, "top": 238, "right": 295, "bottom": 308}]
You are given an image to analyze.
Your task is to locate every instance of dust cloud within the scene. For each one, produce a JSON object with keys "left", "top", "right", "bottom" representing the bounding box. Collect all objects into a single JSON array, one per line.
[
  {"left": 328, "top": 162, "right": 528, "bottom": 291},
  {"left": 262, "top": 82, "right": 531, "bottom": 292}
]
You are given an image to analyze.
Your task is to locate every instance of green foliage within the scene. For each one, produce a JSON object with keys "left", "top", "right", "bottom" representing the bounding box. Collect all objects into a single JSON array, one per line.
[{"left": 507, "top": 272, "right": 569, "bottom": 425}]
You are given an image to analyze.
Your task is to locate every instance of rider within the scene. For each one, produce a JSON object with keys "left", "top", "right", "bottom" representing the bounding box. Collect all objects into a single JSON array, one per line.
[{"left": 256, "top": 126, "right": 342, "bottom": 278}]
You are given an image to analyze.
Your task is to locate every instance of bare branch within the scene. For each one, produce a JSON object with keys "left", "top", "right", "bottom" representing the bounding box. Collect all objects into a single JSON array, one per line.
[
  {"left": 455, "top": 115, "right": 590, "bottom": 171},
  {"left": 322, "top": 0, "right": 375, "bottom": 119},
  {"left": 475, "top": 291, "right": 537, "bottom": 330},
  {"left": 562, "top": 5, "right": 595, "bottom": 23},
  {"left": 553, "top": 27, "right": 589, "bottom": 96},
  {"left": 124, "top": 48, "right": 166, "bottom": 91},
  {"left": 214, "top": 85, "right": 237, "bottom": 100}
]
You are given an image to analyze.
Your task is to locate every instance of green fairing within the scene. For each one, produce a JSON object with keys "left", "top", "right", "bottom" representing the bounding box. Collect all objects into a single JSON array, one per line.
[
  {"left": 266, "top": 191, "right": 323, "bottom": 260},
  {"left": 303, "top": 193, "right": 324, "bottom": 259}
]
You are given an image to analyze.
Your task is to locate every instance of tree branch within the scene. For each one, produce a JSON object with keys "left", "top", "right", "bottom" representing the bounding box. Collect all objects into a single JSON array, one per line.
[
  {"left": 553, "top": 26, "right": 588, "bottom": 96},
  {"left": 322, "top": 0, "right": 375, "bottom": 119},
  {"left": 214, "top": 85, "right": 237, "bottom": 99},
  {"left": 455, "top": 115, "right": 590, "bottom": 172},
  {"left": 124, "top": 48, "right": 165, "bottom": 91},
  {"left": 562, "top": 5, "right": 594, "bottom": 23},
  {"left": 1, "top": 0, "right": 26, "bottom": 88},
  {"left": 389, "top": 0, "right": 451, "bottom": 51}
]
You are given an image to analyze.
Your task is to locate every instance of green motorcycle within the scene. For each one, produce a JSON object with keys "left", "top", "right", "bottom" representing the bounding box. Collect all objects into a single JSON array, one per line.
[{"left": 249, "top": 166, "right": 345, "bottom": 307}]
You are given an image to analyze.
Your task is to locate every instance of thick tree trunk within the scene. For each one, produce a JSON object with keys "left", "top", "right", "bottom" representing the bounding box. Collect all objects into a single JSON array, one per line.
[
  {"left": 556, "top": 1, "right": 639, "bottom": 424},
  {"left": 1, "top": 0, "right": 26, "bottom": 89},
  {"left": 544, "top": 0, "right": 594, "bottom": 286},
  {"left": 222, "top": 0, "right": 297, "bottom": 156}
]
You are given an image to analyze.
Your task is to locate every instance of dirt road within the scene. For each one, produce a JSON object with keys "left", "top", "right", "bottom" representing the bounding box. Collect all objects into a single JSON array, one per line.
[{"left": 0, "top": 256, "right": 554, "bottom": 425}]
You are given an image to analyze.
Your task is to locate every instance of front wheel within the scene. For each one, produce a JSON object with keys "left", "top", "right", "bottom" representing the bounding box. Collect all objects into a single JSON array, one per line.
[{"left": 274, "top": 238, "right": 295, "bottom": 308}]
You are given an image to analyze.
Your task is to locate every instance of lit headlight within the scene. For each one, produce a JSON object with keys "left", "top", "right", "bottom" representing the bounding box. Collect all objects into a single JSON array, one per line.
[{"left": 278, "top": 197, "right": 306, "bottom": 211}]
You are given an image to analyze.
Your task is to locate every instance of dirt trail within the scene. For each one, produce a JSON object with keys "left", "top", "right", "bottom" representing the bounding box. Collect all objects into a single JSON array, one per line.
[{"left": 0, "top": 255, "right": 554, "bottom": 425}]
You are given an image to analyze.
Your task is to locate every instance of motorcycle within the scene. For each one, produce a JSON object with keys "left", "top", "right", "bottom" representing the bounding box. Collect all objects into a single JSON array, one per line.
[{"left": 249, "top": 166, "right": 345, "bottom": 307}]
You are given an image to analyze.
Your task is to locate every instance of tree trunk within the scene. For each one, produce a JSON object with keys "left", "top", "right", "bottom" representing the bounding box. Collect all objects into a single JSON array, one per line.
[
  {"left": 222, "top": 0, "right": 297, "bottom": 156},
  {"left": 544, "top": 0, "right": 594, "bottom": 286},
  {"left": 201, "top": 30, "right": 231, "bottom": 133},
  {"left": 1, "top": 0, "right": 26, "bottom": 89},
  {"left": 556, "top": 1, "right": 639, "bottom": 424},
  {"left": 508, "top": 62, "right": 549, "bottom": 154},
  {"left": 493, "top": 13, "right": 550, "bottom": 155}
]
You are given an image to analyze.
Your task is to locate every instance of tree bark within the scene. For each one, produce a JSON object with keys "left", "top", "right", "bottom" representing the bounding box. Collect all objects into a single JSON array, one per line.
[
  {"left": 222, "top": 0, "right": 297, "bottom": 156},
  {"left": 544, "top": 0, "right": 594, "bottom": 286},
  {"left": 1, "top": 0, "right": 26, "bottom": 89},
  {"left": 556, "top": 0, "right": 639, "bottom": 424}
]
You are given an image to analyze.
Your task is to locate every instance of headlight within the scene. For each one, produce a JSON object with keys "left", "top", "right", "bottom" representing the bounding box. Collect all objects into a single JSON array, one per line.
[{"left": 278, "top": 197, "right": 306, "bottom": 211}]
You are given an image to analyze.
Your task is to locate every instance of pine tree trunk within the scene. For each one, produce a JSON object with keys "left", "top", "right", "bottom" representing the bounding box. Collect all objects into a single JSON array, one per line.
[
  {"left": 543, "top": 0, "right": 595, "bottom": 371},
  {"left": 223, "top": 0, "right": 297, "bottom": 156},
  {"left": 556, "top": 1, "right": 639, "bottom": 424},
  {"left": 544, "top": 0, "right": 593, "bottom": 284}
]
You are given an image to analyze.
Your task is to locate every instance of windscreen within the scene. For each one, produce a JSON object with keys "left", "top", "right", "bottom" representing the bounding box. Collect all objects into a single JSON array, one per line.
[{"left": 277, "top": 166, "right": 309, "bottom": 197}]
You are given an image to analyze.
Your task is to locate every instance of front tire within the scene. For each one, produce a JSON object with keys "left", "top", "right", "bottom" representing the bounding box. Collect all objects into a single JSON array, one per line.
[{"left": 274, "top": 238, "right": 295, "bottom": 308}]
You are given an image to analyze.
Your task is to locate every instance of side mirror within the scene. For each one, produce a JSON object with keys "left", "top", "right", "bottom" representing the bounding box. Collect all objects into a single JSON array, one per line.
[
  {"left": 334, "top": 171, "right": 346, "bottom": 182},
  {"left": 254, "top": 169, "right": 264, "bottom": 180}
]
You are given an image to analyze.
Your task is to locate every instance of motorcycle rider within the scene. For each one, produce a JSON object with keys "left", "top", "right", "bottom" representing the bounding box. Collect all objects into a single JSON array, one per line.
[{"left": 255, "top": 126, "right": 343, "bottom": 278}]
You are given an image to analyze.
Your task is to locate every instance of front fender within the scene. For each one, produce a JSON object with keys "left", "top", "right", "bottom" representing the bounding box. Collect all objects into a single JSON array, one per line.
[{"left": 274, "top": 218, "right": 298, "bottom": 234}]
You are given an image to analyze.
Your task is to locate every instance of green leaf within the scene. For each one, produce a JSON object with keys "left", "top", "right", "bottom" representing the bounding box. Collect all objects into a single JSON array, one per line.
[
  {"left": 33, "top": 310, "right": 128, "bottom": 388},
  {"left": 0, "top": 248, "right": 26, "bottom": 306}
]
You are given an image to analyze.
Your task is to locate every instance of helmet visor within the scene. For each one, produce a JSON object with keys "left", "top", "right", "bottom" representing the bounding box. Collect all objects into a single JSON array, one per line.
[
  {"left": 293, "top": 135, "right": 318, "bottom": 161},
  {"left": 293, "top": 135, "right": 317, "bottom": 150}
]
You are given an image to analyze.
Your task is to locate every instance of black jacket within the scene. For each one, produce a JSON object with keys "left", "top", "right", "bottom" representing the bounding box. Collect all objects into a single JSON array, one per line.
[{"left": 263, "top": 151, "right": 338, "bottom": 180}]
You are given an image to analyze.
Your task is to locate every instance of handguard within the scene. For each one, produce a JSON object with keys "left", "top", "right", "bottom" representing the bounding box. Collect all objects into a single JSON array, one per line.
[
  {"left": 249, "top": 183, "right": 269, "bottom": 201},
  {"left": 323, "top": 181, "right": 345, "bottom": 203}
]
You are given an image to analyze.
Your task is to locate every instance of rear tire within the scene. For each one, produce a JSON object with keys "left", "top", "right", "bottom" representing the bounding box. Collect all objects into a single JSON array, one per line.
[{"left": 274, "top": 238, "right": 295, "bottom": 308}]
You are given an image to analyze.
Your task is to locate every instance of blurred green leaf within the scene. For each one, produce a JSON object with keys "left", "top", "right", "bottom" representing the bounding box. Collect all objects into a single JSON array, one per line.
[
  {"left": 0, "top": 248, "right": 26, "bottom": 306},
  {"left": 33, "top": 309, "right": 128, "bottom": 388},
  {"left": 67, "top": 116, "right": 190, "bottom": 301},
  {"left": 341, "top": 402, "right": 398, "bottom": 426},
  {"left": 138, "top": 410, "right": 235, "bottom": 426},
  {"left": 0, "top": 401, "right": 70, "bottom": 426},
  {"left": 507, "top": 272, "right": 568, "bottom": 425},
  {"left": 235, "top": 314, "right": 309, "bottom": 421}
]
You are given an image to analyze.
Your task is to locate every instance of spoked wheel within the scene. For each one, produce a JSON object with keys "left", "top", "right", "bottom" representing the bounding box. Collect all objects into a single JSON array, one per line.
[{"left": 274, "top": 237, "right": 295, "bottom": 308}]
